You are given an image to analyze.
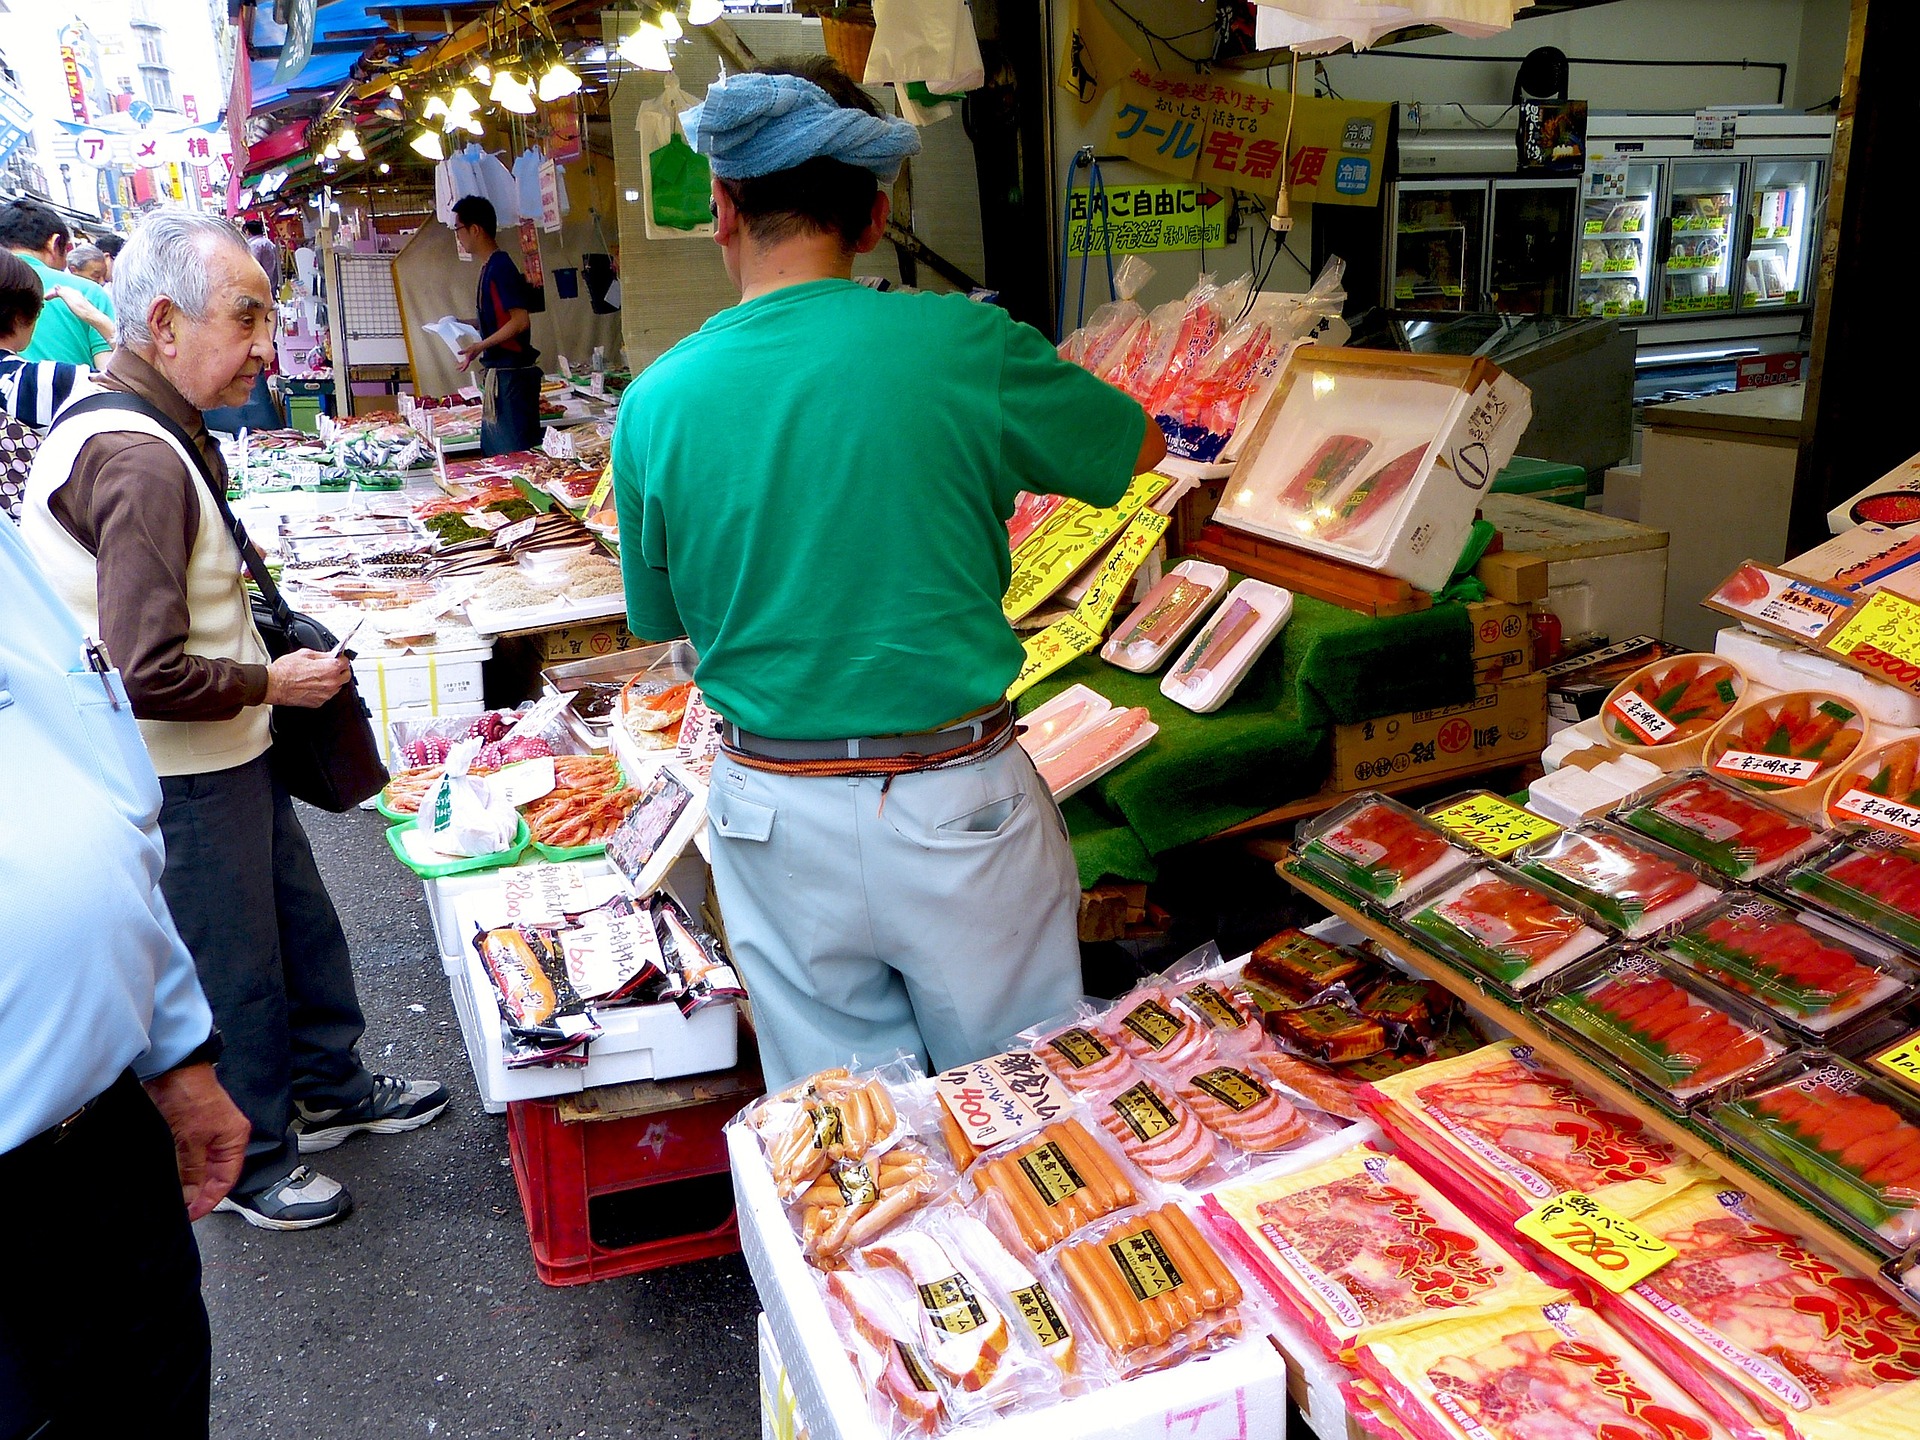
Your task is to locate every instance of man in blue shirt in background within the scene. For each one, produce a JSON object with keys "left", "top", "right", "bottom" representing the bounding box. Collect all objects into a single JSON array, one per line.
[{"left": 0, "top": 513, "right": 249, "bottom": 1438}]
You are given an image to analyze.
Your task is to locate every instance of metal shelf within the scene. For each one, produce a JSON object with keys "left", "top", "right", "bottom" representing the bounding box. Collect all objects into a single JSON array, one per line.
[{"left": 1275, "top": 853, "right": 1920, "bottom": 1315}]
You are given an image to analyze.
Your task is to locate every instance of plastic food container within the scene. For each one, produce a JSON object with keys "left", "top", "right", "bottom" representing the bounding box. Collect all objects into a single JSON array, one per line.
[
  {"left": 1536, "top": 948, "right": 1791, "bottom": 1114},
  {"left": 1397, "top": 863, "right": 1608, "bottom": 996},
  {"left": 1511, "top": 820, "right": 1721, "bottom": 939},
  {"left": 1708, "top": 1055, "right": 1920, "bottom": 1254},
  {"left": 1661, "top": 894, "right": 1920, "bottom": 1041},
  {"left": 1293, "top": 793, "right": 1476, "bottom": 911},
  {"left": 1160, "top": 579, "right": 1293, "bottom": 714},
  {"left": 1824, "top": 735, "right": 1920, "bottom": 840},
  {"left": 1100, "top": 560, "right": 1228, "bottom": 674},
  {"left": 1783, "top": 836, "right": 1920, "bottom": 952},
  {"left": 1600, "top": 653, "right": 1747, "bottom": 765},
  {"left": 1613, "top": 771, "right": 1826, "bottom": 883},
  {"left": 1701, "top": 690, "right": 1868, "bottom": 815}
]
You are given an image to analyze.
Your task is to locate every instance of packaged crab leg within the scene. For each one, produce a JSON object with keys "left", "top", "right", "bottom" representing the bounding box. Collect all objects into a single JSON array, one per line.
[
  {"left": 1400, "top": 864, "right": 1607, "bottom": 994},
  {"left": 1099, "top": 560, "right": 1227, "bottom": 674},
  {"left": 1615, "top": 772, "right": 1825, "bottom": 883},
  {"left": 1296, "top": 793, "right": 1477, "bottom": 909},
  {"left": 1513, "top": 821, "right": 1722, "bottom": 938}
]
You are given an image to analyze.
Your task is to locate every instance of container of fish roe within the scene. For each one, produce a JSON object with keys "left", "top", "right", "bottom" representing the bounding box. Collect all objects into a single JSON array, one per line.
[
  {"left": 1783, "top": 833, "right": 1920, "bottom": 953},
  {"left": 1701, "top": 690, "right": 1870, "bottom": 817},
  {"left": 1395, "top": 862, "right": 1609, "bottom": 999},
  {"left": 1706, "top": 1054, "right": 1920, "bottom": 1254},
  {"left": 1293, "top": 792, "right": 1477, "bottom": 911},
  {"left": 1613, "top": 771, "right": 1828, "bottom": 884},
  {"left": 1825, "top": 735, "right": 1920, "bottom": 840},
  {"left": 1510, "top": 819, "right": 1721, "bottom": 940},
  {"left": 1600, "top": 653, "right": 1748, "bottom": 768},
  {"left": 1536, "top": 947, "right": 1790, "bottom": 1114}
]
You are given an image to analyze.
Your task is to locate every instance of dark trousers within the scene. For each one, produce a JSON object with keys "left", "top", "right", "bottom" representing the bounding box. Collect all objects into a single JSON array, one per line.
[
  {"left": 0, "top": 1072, "right": 211, "bottom": 1440},
  {"left": 158, "top": 754, "right": 372, "bottom": 1192},
  {"left": 480, "top": 363, "right": 544, "bottom": 456}
]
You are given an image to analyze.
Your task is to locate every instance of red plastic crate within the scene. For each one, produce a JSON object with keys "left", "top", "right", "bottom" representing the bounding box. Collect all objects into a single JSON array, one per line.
[{"left": 506, "top": 1091, "right": 745, "bottom": 1285}]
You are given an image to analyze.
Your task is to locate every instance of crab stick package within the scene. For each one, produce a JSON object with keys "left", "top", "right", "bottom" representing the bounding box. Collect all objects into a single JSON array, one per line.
[
  {"left": 1049, "top": 1202, "right": 1248, "bottom": 1378},
  {"left": 1399, "top": 863, "right": 1608, "bottom": 996},
  {"left": 1708, "top": 1056, "right": 1920, "bottom": 1254},
  {"left": 1705, "top": 692, "right": 1869, "bottom": 812},
  {"left": 1203, "top": 1145, "right": 1565, "bottom": 1362},
  {"left": 1099, "top": 560, "right": 1227, "bottom": 673},
  {"left": 1538, "top": 950, "right": 1790, "bottom": 1115},
  {"left": 1057, "top": 254, "right": 1154, "bottom": 377},
  {"left": 1662, "top": 895, "right": 1920, "bottom": 1041},
  {"left": 1785, "top": 835, "right": 1920, "bottom": 952},
  {"left": 1358, "top": 1041, "right": 1708, "bottom": 1224},
  {"left": 1159, "top": 578, "right": 1293, "bottom": 714},
  {"left": 1356, "top": 1300, "right": 1737, "bottom": 1440},
  {"left": 1602, "top": 1185, "right": 1920, "bottom": 1440},
  {"left": 969, "top": 1118, "right": 1142, "bottom": 1255},
  {"left": 1603, "top": 654, "right": 1748, "bottom": 761},
  {"left": 1615, "top": 772, "right": 1827, "bottom": 884},
  {"left": 1512, "top": 821, "right": 1722, "bottom": 939},
  {"left": 1826, "top": 736, "right": 1920, "bottom": 839},
  {"left": 1296, "top": 793, "right": 1478, "bottom": 911}
]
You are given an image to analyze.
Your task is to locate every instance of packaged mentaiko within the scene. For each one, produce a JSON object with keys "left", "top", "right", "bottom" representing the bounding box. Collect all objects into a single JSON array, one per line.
[
  {"left": 1826, "top": 736, "right": 1920, "bottom": 839},
  {"left": 1601, "top": 1184, "right": 1920, "bottom": 1440},
  {"left": 1355, "top": 1300, "right": 1736, "bottom": 1440},
  {"left": 1295, "top": 793, "right": 1475, "bottom": 909},
  {"left": 1538, "top": 950, "right": 1789, "bottom": 1114},
  {"left": 1704, "top": 692, "right": 1868, "bottom": 806},
  {"left": 1785, "top": 835, "right": 1920, "bottom": 952},
  {"left": 1615, "top": 772, "right": 1826, "bottom": 883},
  {"left": 1512, "top": 821, "right": 1722, "bottom": 939},
  {"left": 1602, "top": 653, "right": 1747, "bottom": 753},
  {"left": 1662, "top": 894, "right": 1920, "bottom": 1040},
  {"left": 1202, "top": 1143, "right": 1564, "bottom": 1362},
  {"left": 1708, "top": 1057, "right": 1920, "bottom": 1253},
  {"left": 1357, "top": 1041, "right": 1709, "bottom": 1223},
  {"left": 1399, "top": 864, "right": 1607, "bottom": 995}
]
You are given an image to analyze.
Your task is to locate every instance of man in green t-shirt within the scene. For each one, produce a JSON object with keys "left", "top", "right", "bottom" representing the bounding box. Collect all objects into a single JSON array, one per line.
[
  {"left": 0, "top": 201, "right": 113, "bottom": 366},
  {"left": 613, "top": 59, "right": 1165, "bottom": 1087}
]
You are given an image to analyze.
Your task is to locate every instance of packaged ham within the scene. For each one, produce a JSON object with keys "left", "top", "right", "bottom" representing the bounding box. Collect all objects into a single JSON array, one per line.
[
  {"left": 1602, "top": 653, "right": 1748, "bottom": 757},
  {"left": 1358, "top": 1041, "right": 1708, "bottom": 1224},
  {"left": 1662, "top": 894, "right": 1920, "bottom": 1040},
  {"left": 1512, "top": 820, "right": 1722, "bottom": 939},
  {"left": 823, "top": 1269, "right": 948, "bottom": 1435},
  {"left": 1357, "top": 976, "right": 1456, "bottom": 1053},
  {"left": 1399, "top": 864, "right": 1608, "bottom": 996},
  {"left": 1295, "top": 793, "right": 1477, "bottom": 910},
  {"left": 1538, "top": 950, "right": 1790, "bottom": 1114},
  {"left": 1102, "top": 985, "right": 1219, "bottom": 1069},
  {"left": 745, "top": 1065, "right": 914, "bottom": 1199},
  {"left": 970, "top": 1118, "right": 1141, "bottom": 1254},
  {"left": 937, "top": 1210, "right": 1088, "bottom": 1386},
  {"left": 1826, "top": 736, "right": 1920, "bottom": 840},
  {"left": 1024, "top": 1015, "right": 1139, "bottom": 1094},
  {"left": 1708, "top": 1056, "right": 1920, "bottom": 1253},
  {"left": 1241, "top": 927, "right": 1380, "bottom": 1007},
  {"left": 1160, "top": 579, "right": 1293, "bottom": 714},
  {"left": 1050, "top": 1202, "right": 1247, "bottom": 1378},
  {"left": 1601, "top": 1185, "right": 1920, "bottom": 1440},
  {"left": 1088, "top": 1073, "right": 1225, "bottom": 1186},
  {"left": 1099, "top": 560, "right": 1227, "bottom": 673},
  {"left": 1705, "top": 692, "right": 1869, "bottom": 809},
  {"left": 1355, "top": 1300, "right": 1737, "bottom": 1440},
  {"left": 1033, "top": 705, "right": 1156, "bottom": 801},
  {"left": 1169, "top": 971, "right": 1267, "bottom": 1044},
  {"left": 1202, "top": 1145, "right": 1565, "bottom": 1362},
  {"left": 1785, "top": 836, "right": 1920, "bottom": 952},
  {"left": 1163, "top": 1051, "right": 1334, "bottom": 1157},
  {"left": 1615, "top": 772, "right": 1826, "bottom": 883}
]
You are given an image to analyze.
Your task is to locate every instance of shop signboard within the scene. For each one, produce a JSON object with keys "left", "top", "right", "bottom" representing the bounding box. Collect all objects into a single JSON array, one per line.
[{"left": 1065, "top": 182, "right": 1225, "bottom": 256}]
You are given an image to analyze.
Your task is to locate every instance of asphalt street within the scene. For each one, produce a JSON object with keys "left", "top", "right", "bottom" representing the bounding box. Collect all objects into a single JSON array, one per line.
[{"left": 196, "top": 803, "right": 763, "bottom": 1440}]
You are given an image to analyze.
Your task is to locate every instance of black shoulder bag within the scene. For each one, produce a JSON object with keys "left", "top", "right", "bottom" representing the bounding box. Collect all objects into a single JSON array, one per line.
[{"left": 56, "top": 392, "right": 388, "bottom": 811}]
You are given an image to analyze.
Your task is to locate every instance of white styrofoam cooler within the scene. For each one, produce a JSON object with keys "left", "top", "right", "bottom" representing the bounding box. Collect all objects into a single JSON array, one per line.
[
  {"left": 1715, "top": 625, "right": 1920, "bottom": 729},
  {"left": 356, "top": 642, "right": 491, "bottom": 764}
]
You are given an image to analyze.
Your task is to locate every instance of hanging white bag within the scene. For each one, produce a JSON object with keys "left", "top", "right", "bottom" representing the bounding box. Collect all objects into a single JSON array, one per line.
[{"left": 864, "top": 0, "right": 985, "bottom": 94}]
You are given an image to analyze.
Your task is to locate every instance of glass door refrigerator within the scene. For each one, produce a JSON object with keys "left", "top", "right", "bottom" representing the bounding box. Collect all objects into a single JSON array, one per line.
[
  {"left": 1488, "top": 178, "right": 1578, "bottom": 315},
  {"left": 1654, "top": 159, "right": 1744, "bottom": 319},
  {"left": 1388, "top": 180, "right": 1487, "bottom": 311},
  {"left": 1741, "top": 158, "right": 1821, "bottom": 311},
  {"left": 1574, "top": 160, "right": 1659, "bottom": 321}
]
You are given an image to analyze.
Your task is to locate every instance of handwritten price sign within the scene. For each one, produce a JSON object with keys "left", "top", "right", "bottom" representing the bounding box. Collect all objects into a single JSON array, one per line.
[
  {"left": 1826, "top": 590, "right": 1920, "bottom": 696},
  {"left": 1869, "top": 1031, "right": 1920, "bottom": 1097},
  {"left": 1429, "top": 792, "right": 1559, "bottom": 858},
  {"left": 1516, "top": 1191, "right": 1675, "bottom": 1292}
]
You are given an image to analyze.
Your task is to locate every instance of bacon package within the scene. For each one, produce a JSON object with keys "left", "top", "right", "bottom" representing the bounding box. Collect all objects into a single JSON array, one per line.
[
  {"left": 1102, "top": 986, "right": 1219, "bottom": 1070},
  {"left": 1616, "top": 773, "right": 1827, "bottom": 883},
  {"left": 1709, "top": 1057, "right": 1920, "bottom": 1253},
  {"left": 1603, "top": 1185, "right": 1920, "bottom": 1440},
  {"left": 1247, "top": 1049, "right": 1371, "bottom": 1122},
  {"left": 1513, "top": 822, "right": 1722, "bottom": 939},
  {"left": 1603, "top": 654, "right": 1747, "bottom": 752},
  {"left": 1705, "top": 692, "right": 1867, "bottom": 799},
  {"left": 1203, "top": 1145, "right": 1565, "bottom": 1361},
  {"left": 1358, "top": 1041, "right": 1708, "bottom": 1223},
  {"left": 1400, "top": 864, "right": 1608, "bottom": 995},
  {"left": 1090, "top": 1074, "right": 1223, "bottom": 1185},
  {"left": 1029, "top": 1020, "right": 1138, "bottom": 1094},
  {"left": 1296, "top": 794, "right": 1476, "bottom": 909},
  {"left": 1356, "top": 1300, "right": 1737, "bottom": 1440},
  {"left": 1662, "top": 895, "right": 1920, "bottom": 1039},
  {"left": 1539, "top": 951, "right": 1789, "bottom": 1113},
  {"left": 1165, "top": 1052, "right": 1327, "bottom": 1156},
  {"left": 1100, "top": 560, "right": 1227, "bottom": 673},
  {"left": 1785, "top": 837, "right": 1920, "bottom": 952}
]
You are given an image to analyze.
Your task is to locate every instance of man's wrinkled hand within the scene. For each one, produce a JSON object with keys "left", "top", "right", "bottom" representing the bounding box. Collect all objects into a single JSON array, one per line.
[
  {"left": 144, "top": 1063, "right": 249, "bottom": 1221},
  {"left": 264, "top": 649, "right": 350, "bottom": 707}
]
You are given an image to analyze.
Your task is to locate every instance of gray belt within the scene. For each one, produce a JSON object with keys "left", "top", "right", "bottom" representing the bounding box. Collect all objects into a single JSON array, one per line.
[{"left": 720, "top": 703, "right": 1013, "bottom": 763}]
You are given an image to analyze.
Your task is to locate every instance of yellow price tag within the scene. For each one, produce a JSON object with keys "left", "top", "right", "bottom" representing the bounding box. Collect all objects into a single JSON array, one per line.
[
  {"left": 1515, "top": 1192, "right": 1675, "bottom": 1293},
  {"left": 1006, "top": 615, "right": 1103, "bottom": 702},
  {"left": 1072, "top": 510, "right": 1169, "bottom": 632},
  {"left": 1827, "top": 589, "right": 1920, "bottom": 673},
  {"left": 1869, "top": 1031, "right": 1920, "bottom": 1096},
  {"left": 586, "top": 464, "right": 613, "bottom": 513},
  {"left": 1428, "top": 793, "right": 1559, "bottom": 859},
  {"left": 1003, "top": 473, "right": 1168, "bottom": 624}
]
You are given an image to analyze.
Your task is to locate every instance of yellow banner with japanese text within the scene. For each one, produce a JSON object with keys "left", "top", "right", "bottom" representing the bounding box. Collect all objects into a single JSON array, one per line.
[{"left": 1007, "top": 509, "right": 1170, "bottom": 701}]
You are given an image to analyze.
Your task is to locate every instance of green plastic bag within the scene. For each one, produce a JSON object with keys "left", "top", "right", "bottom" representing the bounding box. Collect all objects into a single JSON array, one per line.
[{"left": 650, "top": 134, "right": 711, "bottom": 232}]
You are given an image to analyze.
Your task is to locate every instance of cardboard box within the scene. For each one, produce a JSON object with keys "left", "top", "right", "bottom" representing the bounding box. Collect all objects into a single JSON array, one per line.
[
  {"left": 1331, "top": 676, "right": 1549, "bottom": 792},
  {"left": 542, "top": 620, "right": 640, "bottom": 661},
  {"left": 1467, "top": 599, "right": 1533, "bottom": 683},
  {"left": 1475, "top": 550, "right": 1549, "bottom": 603}
]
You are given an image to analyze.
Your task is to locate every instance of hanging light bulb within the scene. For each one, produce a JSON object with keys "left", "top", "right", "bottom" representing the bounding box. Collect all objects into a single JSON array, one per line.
[
  {"left": 488, "top": 65, "right": 522, "bottom": 102},
  {"left": 337, "top": 126, "right": 358, "bottom": 150},
  {"left": 657, "top": 10, "right": 683, "bottom": 40},
  {"left": 447, "top": 85, "right": 479, "bottom": 117},
  {"left": 534, "top": 39, "right": 582, "bottom": 102},
  {"left": 454, "top": 113, "right": 484, "bottom": 135},
  {"left": 423, "top": 95, "right": 449, "bottom": 121},
  {"left": 688, "top": 0, "right": 723, "bottom": 24},
  {"left": 388, "top": 83, "right": 403, "bottom": 99},
  {"left": 347, "top": 144, "right": 366, "bottom": 161},
  {"left": 617, "top": 22, "right": 672, "bottom": 71},
  {"left": 377, "top": 161, "right": 391, "bottom": 174},
  {"left": 410, "top": 127, "right": 445, "bottom": 160},
  {"left": 493, "top": 72, "right": 537, "bottom": 114}
]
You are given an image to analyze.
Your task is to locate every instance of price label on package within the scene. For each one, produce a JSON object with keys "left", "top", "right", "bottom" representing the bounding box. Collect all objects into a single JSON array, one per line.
[
  {"left": 1516, "top": 1191, "right": 1675, "bottom": 1292},
  {"left": 1832, "top": 787, "right": 1920, "bottom": 841},
  {"left": 1712, "top": 750, "right": 1824, "bottom": 787},
  {"left": 933, "top": 1051, "right": 1071, "bottom": 1154},
  {"left": 1607, "top": 691, "right": 1676, "bottom": 745},
  {"left": 1429, "top": 793, "right": 1559, "bottom": 858},
  {"left": 1869, "top": 1032, "right": 1920, "bottom": 1095}
]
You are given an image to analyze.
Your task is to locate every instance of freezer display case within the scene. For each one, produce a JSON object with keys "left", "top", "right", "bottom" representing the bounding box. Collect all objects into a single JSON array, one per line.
[
  {"left": 1742, "top": 158, "right": 1819, "bottom": 309},
  {"left": 1389, "top": 182, "right": 1485, "bottom": 311},
  {"left": 1658, "top": 159, "right": 1742, "bottom": 316},
  {"left": 1575, "top": 161, "right": 1656, "bottom": 320},
  {"left": 1490, "top": 179, "right": 1577, "bottom": 315}
]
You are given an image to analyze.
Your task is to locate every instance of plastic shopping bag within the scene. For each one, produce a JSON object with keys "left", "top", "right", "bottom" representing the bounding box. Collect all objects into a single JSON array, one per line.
[
  {"left": 649, "top": 133, "right": 712, "bottom": 232},
  {"left": 417, "top": 738, "right": 520, "bottom": 858},
  {"left": 865, "top": 0, "right": 985, "bottom": 93}
]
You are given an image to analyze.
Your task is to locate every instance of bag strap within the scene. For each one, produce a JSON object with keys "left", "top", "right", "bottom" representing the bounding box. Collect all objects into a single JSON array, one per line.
[{"left": 54, "top": 390, "right": 294, "bottom": 629}]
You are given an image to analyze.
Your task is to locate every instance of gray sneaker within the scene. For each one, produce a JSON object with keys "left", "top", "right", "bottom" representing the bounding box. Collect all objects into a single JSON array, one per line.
[
  {"left": 215, "top": 1166, "right": 352, "bottom": 1231},
  {"left": 292, "top": 1073, "right": 449, "bottom": 1153}
]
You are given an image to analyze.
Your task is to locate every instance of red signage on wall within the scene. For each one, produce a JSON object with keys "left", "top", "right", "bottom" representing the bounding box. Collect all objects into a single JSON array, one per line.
[
  {"left": 60, "top": 47, "right": 88, "bottom": 122},
  {"left": 1736, "top": 353, "right": 1805, "bottom": 391}
]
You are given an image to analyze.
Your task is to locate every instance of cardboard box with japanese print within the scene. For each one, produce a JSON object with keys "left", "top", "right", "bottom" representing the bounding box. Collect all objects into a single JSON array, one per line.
[{"left": 1330, "top": 677, "right": 1549, "bottom": 793}]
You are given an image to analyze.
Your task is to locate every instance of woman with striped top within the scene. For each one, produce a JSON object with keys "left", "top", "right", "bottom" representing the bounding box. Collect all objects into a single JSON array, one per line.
[{"left": 0, "top": 248, "right": 91, "bottom": 428}]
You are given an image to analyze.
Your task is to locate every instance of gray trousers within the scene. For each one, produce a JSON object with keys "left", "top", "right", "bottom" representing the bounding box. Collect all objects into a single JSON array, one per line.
[
  {"left": 158, "top": 754, "right": 373, "bottom": 1191},
  {"left": 706, "top": 741, "right": 1084, "bottom": 1089}
]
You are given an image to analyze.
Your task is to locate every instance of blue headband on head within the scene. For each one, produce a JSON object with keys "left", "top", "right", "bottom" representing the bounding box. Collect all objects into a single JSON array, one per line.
[{"left": 682, "top": 72, "right": 922, "bottom": 184}]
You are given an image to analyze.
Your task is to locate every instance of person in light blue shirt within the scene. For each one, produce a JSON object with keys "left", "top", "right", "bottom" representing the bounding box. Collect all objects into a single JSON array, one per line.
[{"left": 0, "top": 511, "right": 249, "bottom": 1439}]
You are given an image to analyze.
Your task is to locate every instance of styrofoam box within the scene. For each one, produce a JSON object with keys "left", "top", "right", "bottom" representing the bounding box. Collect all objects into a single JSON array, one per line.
[
  {"left": 1715, "top": 625, "right": 1920, "bottom": 729},
  {"left": 759, "top": 1313, "right": 811, "bottom": 1440},
  {"left": 730, "top": 1125, "right": 1292, "bottom": 1440},
  {"left": 356, "top": 643, "right": 492, "bottom": 764}
]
